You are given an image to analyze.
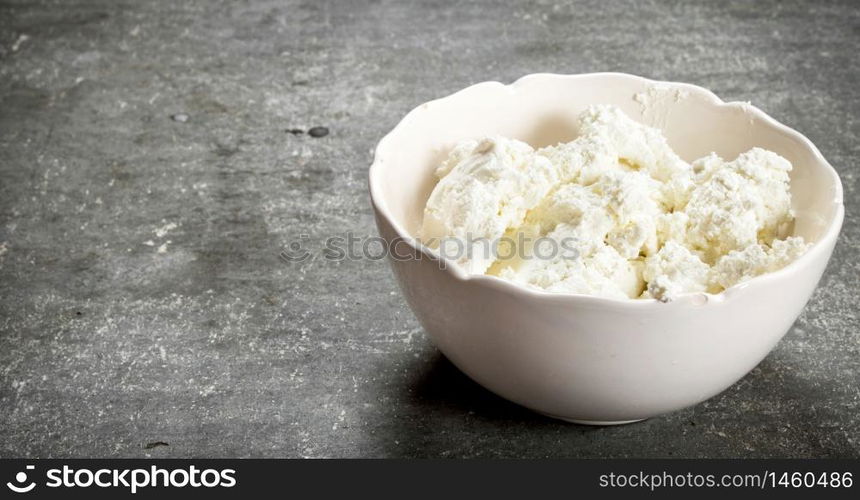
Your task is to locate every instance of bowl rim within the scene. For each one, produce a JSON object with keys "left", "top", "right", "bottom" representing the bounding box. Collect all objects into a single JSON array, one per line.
[{"left": 368, "top": 72, "right": 845, "bottom": 307}]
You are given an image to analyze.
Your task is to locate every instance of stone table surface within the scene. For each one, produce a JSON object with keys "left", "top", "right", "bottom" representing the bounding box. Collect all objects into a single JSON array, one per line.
[{"left": 0, "top": 0, "right": 858, "bottom": 458}]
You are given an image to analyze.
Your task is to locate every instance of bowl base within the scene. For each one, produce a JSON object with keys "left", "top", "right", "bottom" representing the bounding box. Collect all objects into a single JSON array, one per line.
[{"left": 539, "top": 412, "right": 645, "bottom": 426}]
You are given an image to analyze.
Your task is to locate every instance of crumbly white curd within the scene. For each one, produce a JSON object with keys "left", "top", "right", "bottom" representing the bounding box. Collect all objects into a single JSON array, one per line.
[{"left": 419, "top": 105, "right": 809, "bottom": 301}]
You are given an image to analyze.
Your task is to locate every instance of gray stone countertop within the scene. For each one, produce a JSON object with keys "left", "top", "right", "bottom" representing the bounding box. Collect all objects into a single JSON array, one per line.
[{"left": 0, "top": 0, "right": 857, "bottom": 457}]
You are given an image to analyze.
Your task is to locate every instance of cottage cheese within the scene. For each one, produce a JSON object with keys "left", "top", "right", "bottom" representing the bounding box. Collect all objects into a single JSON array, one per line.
[
  {"left": 420, "top": 137, "right": 558, "bottom": 274},
  {"left": 420, "top": 105, "right": 810, "bottom": 301}
]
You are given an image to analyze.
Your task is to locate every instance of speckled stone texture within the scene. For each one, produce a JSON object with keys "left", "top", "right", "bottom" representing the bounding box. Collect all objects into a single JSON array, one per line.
[{"left": 0, "top": 0, "right": 857, "bottom": 458}]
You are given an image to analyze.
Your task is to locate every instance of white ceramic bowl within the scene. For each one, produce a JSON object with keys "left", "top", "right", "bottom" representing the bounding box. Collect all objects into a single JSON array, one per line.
[{"left": 368, "top": 73, "right": 844, "bottom": 424}]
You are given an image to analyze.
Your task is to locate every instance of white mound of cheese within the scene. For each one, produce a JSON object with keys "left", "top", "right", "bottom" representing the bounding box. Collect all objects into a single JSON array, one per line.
[{"left": 420, "top": 105, "right": 809, "bottom": 301}]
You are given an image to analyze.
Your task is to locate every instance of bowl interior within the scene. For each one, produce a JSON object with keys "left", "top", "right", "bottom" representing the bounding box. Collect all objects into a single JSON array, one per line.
[{"left": 371, "top": 73, "right": 842, "bottom": 248}]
